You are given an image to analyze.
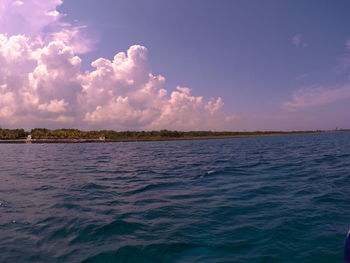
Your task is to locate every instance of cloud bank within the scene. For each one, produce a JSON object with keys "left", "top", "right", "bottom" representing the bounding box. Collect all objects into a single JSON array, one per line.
[
  {"left": 0, "top": 0, "right": 228, "bottom": 130},
  {"left": 282, "top": 84, "right": 350, "bottom": 111}
]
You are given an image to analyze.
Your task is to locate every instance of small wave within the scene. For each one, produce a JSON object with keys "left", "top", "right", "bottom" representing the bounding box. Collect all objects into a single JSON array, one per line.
[
  {"left": 196, "top": 170, "right": 217, "bottom": 178},
  {"left": 51, "top": 202, "right": 83, "bottom": 210},
  {"left": 70, "top": 220, "right": 145, "bottom": 245},
  {"left": 126, "top": 182, "right": 179, "bottom": 195},
  {"left": 80, "top": 182, "right": 110, "bottom": 190},
  {"left": 312, "top": 193, "right": 347, "bottom": 204},
  {"left": 82, "top": 242, "right": 228, "bottom": 263},
  {"left": 0, "top": 200, "right": 9, "bottom": 207},
  {"left": 34, "top": 185, "right": 55, "bottom": 191}
]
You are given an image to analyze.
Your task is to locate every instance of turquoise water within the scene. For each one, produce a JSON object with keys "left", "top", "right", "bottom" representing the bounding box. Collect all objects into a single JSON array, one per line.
[{"left": 1, "top": 132, "right": 350, "bottom": 262}]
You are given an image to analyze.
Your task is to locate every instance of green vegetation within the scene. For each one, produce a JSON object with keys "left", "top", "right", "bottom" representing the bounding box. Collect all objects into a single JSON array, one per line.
[
  {"left": 0, "top": 128, "right": 345, "bottom": 141},
  {"left": 0, "top": 128, "right": 350, "bottom": 141},
  {"left": 29, "top": 128, "right": 321, "bottom": 140},
  {"left": 0, "top": 128, "right": 28, "bottom": 139}
]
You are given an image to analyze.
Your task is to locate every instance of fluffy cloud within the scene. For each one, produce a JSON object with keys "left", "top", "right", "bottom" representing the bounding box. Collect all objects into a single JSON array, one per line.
[
  {"left": 0, "top": 0, "right": 62, "bottom": 37},
  {"left": 0, "top": 0, "right": 228, "bottom": 130}
]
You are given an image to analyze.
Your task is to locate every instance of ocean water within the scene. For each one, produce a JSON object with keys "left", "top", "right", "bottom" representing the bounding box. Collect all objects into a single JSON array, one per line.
[{"left": 1, "top": 132, "right": 350, "bottom": 263}]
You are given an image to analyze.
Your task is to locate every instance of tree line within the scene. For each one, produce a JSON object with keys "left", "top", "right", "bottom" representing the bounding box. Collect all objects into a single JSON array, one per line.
[
  {"left": 0, "top": 129, "right": 28, "bottom": 139},
  {"left": 0, "top": 128, "right": 327, "bottom": 140}
]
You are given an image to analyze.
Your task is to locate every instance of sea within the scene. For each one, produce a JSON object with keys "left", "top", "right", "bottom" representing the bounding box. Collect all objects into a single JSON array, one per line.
[{"left": 1, "top": 132, "right": 350, "bottom": 263}]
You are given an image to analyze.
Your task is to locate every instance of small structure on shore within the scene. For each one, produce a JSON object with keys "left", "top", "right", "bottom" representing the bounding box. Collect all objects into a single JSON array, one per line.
[{"left": 26, "top": 135, "right": 32, "bottom": 143}]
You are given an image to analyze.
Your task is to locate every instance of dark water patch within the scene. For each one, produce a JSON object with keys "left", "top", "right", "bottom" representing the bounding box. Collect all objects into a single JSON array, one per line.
[
  {"left": 312, "top": 193, "right": 348, "bottom": 204},
  {"left": 51, "top": 202, "right": 86, "bottom": 211},
  {"left": 70, "top": 219, "right": 146, "bottom": 245},
  {"left": 80, "top": 182, "right": 110, "bottom": 190},
  {"left": 34, "top": 185, "right": 56, "bottom": 191},
  {"left": 126, "top": 181, "right": 182, "bottom": 196},
  {"left": 82, "top": 242, "right": 239, "bottom": 263}
]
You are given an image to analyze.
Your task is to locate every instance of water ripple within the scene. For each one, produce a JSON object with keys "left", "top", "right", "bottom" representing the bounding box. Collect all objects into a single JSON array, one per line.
[{"left": 0, "top": 132, "right": 350, "bottom": 262}]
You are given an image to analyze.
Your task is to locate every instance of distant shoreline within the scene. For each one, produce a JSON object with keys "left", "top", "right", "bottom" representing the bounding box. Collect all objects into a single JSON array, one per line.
[{"left": 0, "top": 130, "right": 347, "bottom": 144}]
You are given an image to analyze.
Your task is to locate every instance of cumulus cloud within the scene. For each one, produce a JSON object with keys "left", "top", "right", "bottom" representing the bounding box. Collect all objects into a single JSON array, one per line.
[
  {"left": 282, "top": 85, "right": 350, "bottom": 111},
  {"left": 0, "top": 0, "right": 91, "bottom": 54},
  {"left": 38, "top": 99, "right": 68, "bottom": 113},
  {"left": 0, "top": 0, "right": 62, "bottom": 37},
  {"left": 0, "top": 0, "right": 229, "bottom": 130}
]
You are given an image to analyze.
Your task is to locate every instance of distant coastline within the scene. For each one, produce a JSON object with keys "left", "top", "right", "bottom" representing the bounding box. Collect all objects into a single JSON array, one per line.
[{"left": 0, "top": 128, "right": 348, "bottom": 143}]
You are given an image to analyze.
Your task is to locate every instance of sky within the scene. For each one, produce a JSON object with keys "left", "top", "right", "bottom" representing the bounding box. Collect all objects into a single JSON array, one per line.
[{"left": 0, "top": 0, "right": 350, "bottom": 131}]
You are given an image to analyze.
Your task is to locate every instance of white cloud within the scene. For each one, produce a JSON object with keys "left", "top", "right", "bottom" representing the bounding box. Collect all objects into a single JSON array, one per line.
[
  {"left": 38, "top": 99, "right": 68, "bottom": 113},
  {"left": 283, "top": 37, "right": 350, "bottom": 114},
  {"left": 0, "top": 0, "right": 230, "bottom": 130},
  {"left": 81, "top": 46, "right": 227, "bottom": 130},
  {"left": 13, "top": 1, "right": 24, "bottom": 7},
  {"left": 282, "top": 84, "right": 350, "bottom": 111},
  {"left": 0, "top": 0, "right": 63, "bottom": 37}
]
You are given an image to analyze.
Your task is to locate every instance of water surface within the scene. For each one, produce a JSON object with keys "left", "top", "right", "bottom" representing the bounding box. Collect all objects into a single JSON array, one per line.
[{"left": 1, "top": 132, "right": 350, "bottom": 262}]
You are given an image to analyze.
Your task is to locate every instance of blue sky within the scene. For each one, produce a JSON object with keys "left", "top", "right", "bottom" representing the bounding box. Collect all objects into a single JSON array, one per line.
[
  {"left": 59, "top": 0, "right": 350, "bottom": 129},
  {"left": 0, "top": 0, "right": 349, "bottom": 130}
]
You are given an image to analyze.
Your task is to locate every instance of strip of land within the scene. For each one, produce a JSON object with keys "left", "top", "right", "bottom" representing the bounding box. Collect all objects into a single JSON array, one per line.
[{"left": 0, "top": 128, "right": 348, "bottom": 143}]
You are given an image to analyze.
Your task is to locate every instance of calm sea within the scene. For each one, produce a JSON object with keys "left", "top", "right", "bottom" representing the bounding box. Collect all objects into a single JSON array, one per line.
[{"left": 1, "top": 132, "right": 350, "bottom": 262}]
